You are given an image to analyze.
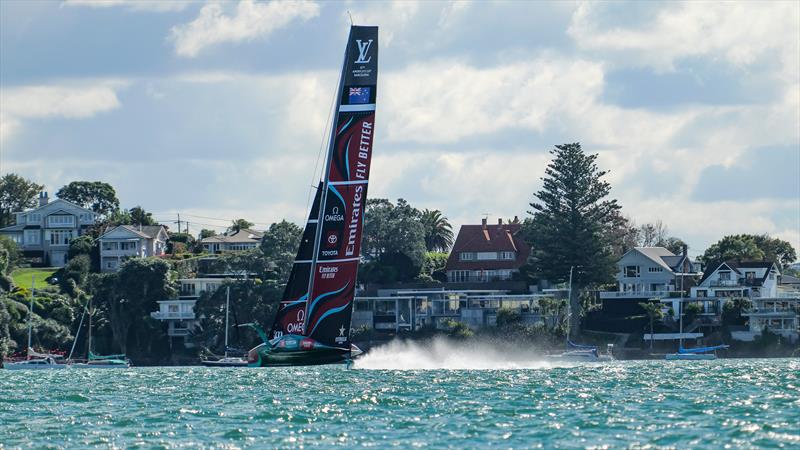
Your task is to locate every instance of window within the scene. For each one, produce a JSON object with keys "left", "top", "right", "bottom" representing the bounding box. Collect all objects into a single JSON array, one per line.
[
  {"left": 459, "top": 252, "right": 474, "bottom": 261},
  {"left": 47, "top": 215, "right": 75, "bottom": 227},
  {"left": 120, "top": 241, "right": 137, "bottom": 251},
  {"left": 769, "top": 273, "right": 775, "bottom": 280},
  {"left": 29, "top": 213, "right": 41, "bottom": 223},
  {"left": 500, "top": 251, "right": 515, "bottom": 260},
  {"left": 24, "top": 230, "right": 40, "bottom": 245},
  {"left": 648, "top": 267, "right": 664, "bottom": 273},
  {"left": 477, "top": 252, "right": 498, "bottom": 260},
  {"left": 745, "top": 271, "right": 755, "bottom": 283},
  {"left": 719, "top": 271, "right": 731, "bottom": 281},
  {"left": 449, "top": 270, "right": 471, "bottom": 282},
  {"left": 105, "top": 260, "right": 117, "bottom": 269},
  {"left": 102, "top": 241, "right": 119, "bottom": 251},
  {"left": 10, "top": 234, "right": 23, "bottom": 244},
  {"left": 168, "top": 304, "right": 179, "bottom": 313},
  {"left": 624, "top": 265, "right": 639, "bottom": 277},
  {"left": 49, "top": 230, "right": 74, "bottom": 246}
]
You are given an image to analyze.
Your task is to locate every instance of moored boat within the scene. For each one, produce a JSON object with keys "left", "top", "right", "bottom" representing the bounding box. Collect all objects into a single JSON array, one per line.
[
  {"left": 66, "top": 298, "right": 130, "bottom": 369},
  {"left": 665, "top": 344, "right": 728, "bottom": 361},
  {"left": 200, "top": 286, "right": 248, "bottom": 367},
  {"left": 247, "top": 25, "right": 379, "bottom": 368}
]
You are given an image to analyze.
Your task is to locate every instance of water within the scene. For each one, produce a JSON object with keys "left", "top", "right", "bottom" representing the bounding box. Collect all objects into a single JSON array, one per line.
[{"left": 1, "top": 342, "right": 798, "bottom": 448}]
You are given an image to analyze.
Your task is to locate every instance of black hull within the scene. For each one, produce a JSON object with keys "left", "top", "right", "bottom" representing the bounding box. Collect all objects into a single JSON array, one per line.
[{"left": 257, "top": 347, "right": 350, "bottom": 367}]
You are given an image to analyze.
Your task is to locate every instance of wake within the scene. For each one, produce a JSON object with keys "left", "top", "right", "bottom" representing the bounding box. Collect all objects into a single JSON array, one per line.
[{"left": 354, "top": 337, "right": 558, "bottom": 370}]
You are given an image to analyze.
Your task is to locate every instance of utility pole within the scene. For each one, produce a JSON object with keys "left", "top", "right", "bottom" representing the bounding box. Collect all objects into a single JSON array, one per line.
[{"left": 176, "top": 213, "right": 181, "bottom": 234}]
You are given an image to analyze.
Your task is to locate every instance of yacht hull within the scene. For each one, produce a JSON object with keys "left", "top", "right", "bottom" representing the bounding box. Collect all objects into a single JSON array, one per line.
[{"left": 665, "top": 353, "right": 716, "bottom": 361}]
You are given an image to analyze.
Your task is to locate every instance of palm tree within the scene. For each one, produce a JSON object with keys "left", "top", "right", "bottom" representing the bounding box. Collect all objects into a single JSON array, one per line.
[
  {"left": 421, "top": 209, "right": 454, "bottom": 252},
  {"left": 228, "top": 218, "right": 255, "bottom": 235},
  {"left": 639, "top": 300, "right": 664, "bottom": 350}
]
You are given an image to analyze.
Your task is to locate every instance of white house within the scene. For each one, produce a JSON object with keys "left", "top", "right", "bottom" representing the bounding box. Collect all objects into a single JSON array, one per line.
[
  {"left": 201, "top": 228, "right": 263, "bottom": 253},
  {"left": 0, "top": 192, "right": 98, "bottom": 267},
  {"left": 98, "top": 225, "right": 169, "bottom": 272},
  {"left": 691, "top": 261, "right": 781, "bottom": 299},
  {"left": 601, "top": 246, "right": 699, "bottom": 300}
]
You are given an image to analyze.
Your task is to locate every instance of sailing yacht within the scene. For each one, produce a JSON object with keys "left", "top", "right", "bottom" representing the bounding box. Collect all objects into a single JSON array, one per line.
[
  {"left": 3, "top": 276, "right": 67, "bottom": 370},
  {"left": 246, "top": 25, "right": 378, "bottom": 367},
  {"left": 665, "top": 297, "right": 728, "bottom": 361},
  {"left": 67, "top": 298, "right": 130, "bottom": 369},
  {"left": 202, "top": 286, "right": 247, "bottom": 367}
]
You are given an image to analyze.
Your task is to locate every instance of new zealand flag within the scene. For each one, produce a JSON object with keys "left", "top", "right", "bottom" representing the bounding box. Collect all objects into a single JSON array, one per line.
[{"left": 348, "top": 87, "right": 370, "bottom": 104}]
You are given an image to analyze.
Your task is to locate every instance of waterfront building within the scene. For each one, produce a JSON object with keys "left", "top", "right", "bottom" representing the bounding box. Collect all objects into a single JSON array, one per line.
[
  {"left": 445, "top": 218, "right": 530, "bottom": 284},
  {"left": 200, "top": 228, "right": 263, "bottom": 253},
  {"left": 603, "top": 246, "right": 699, "bottom": 300},
  {"left": 0, "top": 192, "right": 98, "bottom": 267},
  {"left": 98, "top": 225, "right": 169, "bottom": 272},
  {"left": 739, "top": 297, "right": 799, "bottom": 343}
]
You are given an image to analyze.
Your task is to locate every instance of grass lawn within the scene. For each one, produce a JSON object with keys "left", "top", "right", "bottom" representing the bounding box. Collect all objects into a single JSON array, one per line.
[{"left": 10, "top": 267, "right": 58, "bottom": 290}]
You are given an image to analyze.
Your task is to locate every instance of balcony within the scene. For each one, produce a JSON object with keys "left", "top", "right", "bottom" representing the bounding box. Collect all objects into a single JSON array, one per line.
[
  {"left": 151, "top": 311, "right": 196, "bottom": 320},
  {"left": 709, "top": 280, "right": 740, "bottom": 287},
  {"left": 101, "top": 249, "right": 141, "bottom": 257},
  {"left": 168, "top": 328, "right": 192, "bottom": 337}
]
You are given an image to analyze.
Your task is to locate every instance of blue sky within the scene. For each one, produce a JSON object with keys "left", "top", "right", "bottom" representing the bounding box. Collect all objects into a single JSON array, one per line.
[{"left": 1, "top": 0, "right": 798, "bottom": 257}]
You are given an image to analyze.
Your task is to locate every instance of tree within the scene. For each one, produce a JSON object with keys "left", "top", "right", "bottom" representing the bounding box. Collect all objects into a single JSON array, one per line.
[
  {"left": 56, "top": 181, "right": 119, "bottom": 216},
  {"left": 361, "top": 198, "right": 427, "bottom": 283},
  {"left": 0, "top": 299, "right": 13, "bottom": 355},
  {"left": 420, "top": 209, "right": 454, "bottom": 252},
  {"left": 700, "top": 234, "right": 796, "bottom": 268},
  {"left": 639, "top": 300, "right": 664, "bottom": 350},
  {"left": 418, "top": 252, "right": 449, "bottom": 282},
  {"left": 638, "top": 221, "right": 668, "bottom": 247},
  {"left": 722, "top": 297, "right": 752, "bottom": 328},
  {"left": 602, "top": 212, "right": 639, "bottom": 259},
  {"left": 228, "top": 219, "right": 255, "bottom": 234},
  {"left": 259, "top": 220, "right": 303, "bottom": 284},
  {"left": 129, "top": 206, "right": 157, "bottom": 226},
  {"left": 199, "top": 229, "right": 217, "bottom": 240},
  {"left": 0, "top": 173, "right": 43, "bottom": 228},
  {"left": 526, "top": 143, "right": 621, "bottom": 339}
]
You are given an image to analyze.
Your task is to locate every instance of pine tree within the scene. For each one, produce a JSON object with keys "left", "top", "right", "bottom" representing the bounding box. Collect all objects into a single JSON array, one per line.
[{"left": 527, "top": 143, "right": 620, "bottom": 339}]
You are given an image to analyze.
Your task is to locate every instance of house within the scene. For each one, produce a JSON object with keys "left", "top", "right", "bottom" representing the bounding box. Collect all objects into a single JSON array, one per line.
[
  {"left": 739, "top": 297, "right": 799, "bottom": 343},
  {"left": 604, "top": 246, "right": 699, "bottom": 299},
  {"left": 0, "top": 192, "right": 98, "bottom": 267},
  {"left": 98, "top": 225, "right": 169, "bottom": 272},
  {"left": 445, "top": 218, "right": 530, "bottom": 283},
  {"left": 201, "top": 228, "right": 263, "bottom": 253},
  {"left": 691, "top": 260, "right": 781, "bottom": 299}
]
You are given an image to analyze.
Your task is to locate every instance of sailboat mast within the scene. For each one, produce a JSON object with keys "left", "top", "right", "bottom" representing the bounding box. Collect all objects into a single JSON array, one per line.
[
  {"left": 224, "top": 285, "right": 230, "bottom": 357},
  {"left": 27, "top": 274, "right": 34, "bottom": 356},
  {"left": 302, "top": 29, "right": 351, "bottom": 334},
  {"left": 87, "top": 295, "right": 93, "bottom": 357}
]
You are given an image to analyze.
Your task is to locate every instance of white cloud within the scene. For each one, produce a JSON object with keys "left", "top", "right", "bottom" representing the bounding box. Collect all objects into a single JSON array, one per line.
[
  {"left": 0, "top": 82, "right": 124, "bottom": 143},
  {"left": 568, "top": 2, "right": 800, "bottom": 80},
  {"left": 62, "top": 0, "right": 190, "bottom": 12},
  {"left": 170, "top": 0, "right": 320, "bottom": 58},
  {"left": 346, "top": 0, "right": 420, "bottom": 47}
]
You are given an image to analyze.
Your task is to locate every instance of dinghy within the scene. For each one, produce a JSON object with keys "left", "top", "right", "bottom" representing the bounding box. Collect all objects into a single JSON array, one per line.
[{"left": 247, "top": 25, "right": 378, "bottom": 367}]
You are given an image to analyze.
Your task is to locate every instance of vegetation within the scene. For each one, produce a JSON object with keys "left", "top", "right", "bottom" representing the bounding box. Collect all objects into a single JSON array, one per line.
[
  {"left": 10, "top": 268, "right": 57, "bottom": 290},
  {"left": 525, "top": 143, "right": 621, "bottom": 339},
  {"left": 700, "top": 234, "right": 796, "bottom": 268},
  {"left": 360, "top": 198, "right": 427, "bottom": 283},
  {"left": 0, "top": 173, "right": 43, "bottom": 228},
  {"left": 228, "top": 219, "right": 255, "bottom": 234},
  {"left": 420, "top": 209, "right": 454, "bottom": 252},
  {"left": 639, "top": 300, "right": 664, "bottom": 350},
  {"left": 56, "top": 181, "right": 120, "bottom": 217}
]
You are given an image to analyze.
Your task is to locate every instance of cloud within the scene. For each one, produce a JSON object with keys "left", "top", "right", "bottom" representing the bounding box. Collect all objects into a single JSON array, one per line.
[
  {"left": 170, "top": 0, "right": 320, "bottom": 58},
  {"left": 61, "top": 0, "right": 190, "bottom": 12},
  {"left": 568, "top": 2, "right": 800, "bottom": 80},
  {"left": 0, "top": 81, "right": 124, "bottom": 143}
]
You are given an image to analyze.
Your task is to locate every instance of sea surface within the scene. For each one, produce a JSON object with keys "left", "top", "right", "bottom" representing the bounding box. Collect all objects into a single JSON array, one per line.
[{"left": 1, "top": 341, "right": 798, "bottom": 449}]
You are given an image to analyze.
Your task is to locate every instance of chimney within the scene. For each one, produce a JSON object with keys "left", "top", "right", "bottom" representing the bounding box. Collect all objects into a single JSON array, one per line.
[
  {"left": 513, "top": 215, "right": 519, "bottom": 223},
  {"left": 38, "top": 191, "right": 49, "bottom": 207},
  {"left": 481, "top": 218, "right": 487, "bottom": 228},
  {"left": 498, "top": 218, "right": 503, "bottom": 226},
  {"left": 682, "top": 244, "right": 688, "bottom": 258}
]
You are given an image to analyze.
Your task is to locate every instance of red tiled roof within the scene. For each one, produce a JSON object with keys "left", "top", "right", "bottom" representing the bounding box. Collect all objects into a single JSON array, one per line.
[{"left": 445, "top": 223, "right": 530, "bottom": 271}]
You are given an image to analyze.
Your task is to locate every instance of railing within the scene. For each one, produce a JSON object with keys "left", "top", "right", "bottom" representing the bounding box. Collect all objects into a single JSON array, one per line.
[
  {"left": 600, "top": 290, "right": 681, "bottom": 299},
  {"left": 709, "top": 280, "right": 741, "bottom": 287},
  {"left": 150, "top": 311, "right": 196, "bottom": 320},
  {"left": 168, "top": 329, "right": 191, "bottom": 337}
]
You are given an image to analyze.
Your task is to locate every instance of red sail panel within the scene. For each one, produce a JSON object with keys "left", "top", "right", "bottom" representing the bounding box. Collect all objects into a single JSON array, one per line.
[
  {"left": 305, "top": 25, "right": 378, "bottom": 348},
  {"left": 268, "top": 183, "right": 322, "bottom": 340}
]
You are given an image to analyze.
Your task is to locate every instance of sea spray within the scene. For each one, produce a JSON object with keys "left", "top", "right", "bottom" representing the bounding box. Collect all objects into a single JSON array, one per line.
[{"left": 354, "top": 337, "right": 560, "bottom": 370}]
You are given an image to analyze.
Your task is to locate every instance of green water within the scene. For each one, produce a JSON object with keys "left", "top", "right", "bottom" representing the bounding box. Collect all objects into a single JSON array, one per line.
[{"left": 1, "top": 358, "right": 798, "bottom": 448}]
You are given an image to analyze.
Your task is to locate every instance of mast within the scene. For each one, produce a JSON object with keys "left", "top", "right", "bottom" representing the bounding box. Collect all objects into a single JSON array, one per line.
[
  {"left": 87, "top": 295, "right": 93, "bottom": 357},
  {"left": 224, "top": 285, "right": 230, "bottom": 357},
  {"left": 27, "top": 274, "right": 34, "bottom": 357}
]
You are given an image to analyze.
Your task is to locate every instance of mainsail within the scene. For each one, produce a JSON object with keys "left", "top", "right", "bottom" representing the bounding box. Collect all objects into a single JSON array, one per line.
[
  {"left": 304, "top": 26, "right": 378, "bottom": 349},
  {"left": 269, "top": 182, "right": 323, "bottom": 340}
]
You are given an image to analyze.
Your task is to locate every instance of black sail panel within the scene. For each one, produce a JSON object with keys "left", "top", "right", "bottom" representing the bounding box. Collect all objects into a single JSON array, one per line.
[{"left": 268, "top": 182, "right": 323, "bottom": 340}]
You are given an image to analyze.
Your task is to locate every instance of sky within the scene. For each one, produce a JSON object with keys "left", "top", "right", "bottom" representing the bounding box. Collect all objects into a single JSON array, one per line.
[{"left": 1, "top": 0, "right": 798, "bottom": 258}]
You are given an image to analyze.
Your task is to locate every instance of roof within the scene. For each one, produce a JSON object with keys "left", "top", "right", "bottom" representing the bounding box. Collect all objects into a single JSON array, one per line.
[
  {"left": 697, "top": 260, "right": 779, "bottom": 285},
  {"left": 630, "top": 247, "right": 678, "bottom": 271},
  {"left": 13, "top": 198, "right": 97, "bottom": 217},
  {"left": 780, "top": 274, "right": 800, "bottom": 285},
  {"left": 445, "top": 223, "right": 530, "bottom": 271},
  {"left": 201, "top": 228, "right": 263, "bottom": 244},
  {"left": 0, "top": 223, "right": 25, "bottom": 233},
  {"left": 99, "top": 224, "right": 167, "bottom": 240}
]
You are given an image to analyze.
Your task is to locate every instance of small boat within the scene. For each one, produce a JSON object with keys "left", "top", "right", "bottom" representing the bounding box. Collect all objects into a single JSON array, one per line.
[
  {"left": 4, "top": 349, "right": 67, "bottom": 370},
  {"left": 548, "top": 341, "right": 614, "bottom": 362},
  {"left": 200, "top": 286, "right": 248, "bottom": 367},
  {"left": 66, "top": 298, "right": 129, "bottom": 369},
  {"left": 665, "top": 344, "right": 728, "bottom": 361},
  {"left": 246, "top": 24, "right": 378, "bottom": 368}
]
